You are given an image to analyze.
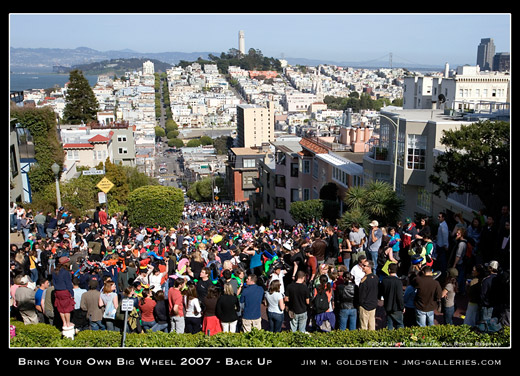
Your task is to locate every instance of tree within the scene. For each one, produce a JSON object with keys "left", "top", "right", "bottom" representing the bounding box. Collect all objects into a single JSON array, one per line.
[
  {"left": 289, "top": 200, "right": 324, "bottom": 224},
  {"left": 200, "top": 135, "right": 213, "bottom": 146},
  {"left": 63, "top": 70, "right": 99, "bottom": 124},
  {"left": 186, "top": 139, "right": 202, "bottom": 147},
  {"left": 429, "top": 120, "right": 510, "bottom": 218},
  {"left": 168, "top": 138, "right": 185, "bottom": 148},
  {"left": 155, "top": 126, "right": 166, "bottom": 138},
  {"left": 10, "top": 106, "right": 64, "bottom": 193},
  {"left": 127, "top": 185, "right": 184, "bottom": 228},
  {"left": 339, "top": 181, "right": 404, "bottom": 233}
]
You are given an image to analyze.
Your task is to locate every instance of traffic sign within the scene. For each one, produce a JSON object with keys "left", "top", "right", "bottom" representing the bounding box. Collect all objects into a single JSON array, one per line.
[
  {"left": 96, "top": 177, "right": 114, "bottom": 193},
  {"left": 121, "top": 298, "right": 134, "bottom": 312}
]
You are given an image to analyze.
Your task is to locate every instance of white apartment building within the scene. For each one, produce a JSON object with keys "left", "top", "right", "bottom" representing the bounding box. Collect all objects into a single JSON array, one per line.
[
  {"left": 284, "top": 91, "right": 318, "bottom": 113},
  {"left": 143, "top": 60, "right": 155, "bottom": 75},
  {"left": 404, "top": 65, "right": 510, "bottom": 113}
]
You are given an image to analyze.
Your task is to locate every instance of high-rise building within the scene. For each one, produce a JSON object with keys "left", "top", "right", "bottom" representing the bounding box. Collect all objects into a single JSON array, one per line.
[
  {"left": 476, "top": 38, "right": 495, "bottom": 71},
  {"left": 238, "top": 30, "right": 245, "bottom": 55},
  {"left": 493, "top": 52, "right": 510, "bottom": 72},
  {"left": 236, "top": 102, "right": 274, "bottom": 148}
]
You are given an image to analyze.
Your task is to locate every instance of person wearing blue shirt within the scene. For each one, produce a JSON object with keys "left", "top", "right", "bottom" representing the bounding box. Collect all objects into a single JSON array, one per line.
[
  {"left": 35, "top": 277, "right": 50, "bottom": 323},
  {"left": 239, "top": 274, "right": 264, "bottom": 332}
]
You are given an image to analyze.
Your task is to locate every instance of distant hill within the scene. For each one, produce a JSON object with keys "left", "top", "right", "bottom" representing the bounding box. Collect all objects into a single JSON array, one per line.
[
  {"left": 10, "top": 47, "right": 217, "bottom": 73},
  {"left": 71, "top": 58, "right": 174, "bottom": 75},
  {"left": 10, "top": 46, "right": 448, "bottom": 74}
]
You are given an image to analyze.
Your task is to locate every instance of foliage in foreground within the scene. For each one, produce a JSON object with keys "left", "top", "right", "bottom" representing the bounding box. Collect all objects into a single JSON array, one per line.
[{"left": 10, "top": 321, "right": 510, "bottom": 348}]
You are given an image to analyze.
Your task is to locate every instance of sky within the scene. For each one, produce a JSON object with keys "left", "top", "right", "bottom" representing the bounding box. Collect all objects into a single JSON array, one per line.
[{"left": 9, "top": 13, "right": 511, "bottom": 67}]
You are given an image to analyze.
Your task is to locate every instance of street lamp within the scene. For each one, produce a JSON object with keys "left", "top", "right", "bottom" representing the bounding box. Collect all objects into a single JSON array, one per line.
[
  {"left": 51, "top": 162, "right": 62, "bottom": 209},
  {"left": 378, "top": 113, "right": 400, "bottom": 192}
]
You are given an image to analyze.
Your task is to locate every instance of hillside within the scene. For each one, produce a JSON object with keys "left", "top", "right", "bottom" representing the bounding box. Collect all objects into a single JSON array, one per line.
[{"left": 71, "top": 58, "right": 173, "bottom": 75}]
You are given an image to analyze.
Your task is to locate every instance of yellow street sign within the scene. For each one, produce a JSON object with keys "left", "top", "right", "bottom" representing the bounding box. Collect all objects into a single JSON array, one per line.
[{"left": 96, "top": 177, "right": 114, "bottom": 193}]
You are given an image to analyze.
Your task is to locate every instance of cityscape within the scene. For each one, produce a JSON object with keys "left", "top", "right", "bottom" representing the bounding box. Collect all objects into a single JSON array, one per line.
[{"left": 9, "top": 13, "right": 510, "bottom": 366}]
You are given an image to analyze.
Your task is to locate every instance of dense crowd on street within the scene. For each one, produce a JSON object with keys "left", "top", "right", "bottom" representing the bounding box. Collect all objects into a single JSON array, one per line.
[{"left": 10, "top": 201, "right": 509, "bottom": 337}]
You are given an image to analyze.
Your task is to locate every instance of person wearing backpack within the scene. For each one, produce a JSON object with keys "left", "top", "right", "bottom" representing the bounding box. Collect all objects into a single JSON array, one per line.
[
  {"left": 358, "top": 260, "right": 379, "bottom": 330},
  {"left": 450, "top": 228, "right": 468, "bottom": 295},
  {"left": 335, "top": 272, "right": 357, "bottom": 330},
  {"left": 312, "top": 274, "right": 335, "bottom": 331}
]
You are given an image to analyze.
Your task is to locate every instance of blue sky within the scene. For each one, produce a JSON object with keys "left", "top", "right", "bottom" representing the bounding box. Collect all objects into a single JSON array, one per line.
[{"left": 9, "top": 13, "right": 511, "bottom": 66}]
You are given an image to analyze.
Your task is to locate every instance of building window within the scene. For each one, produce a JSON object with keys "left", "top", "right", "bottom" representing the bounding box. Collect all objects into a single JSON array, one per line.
[
  {"left": 275, "top": 174, "right": 286, "bottom": 188},
  {"left": 10, "top": 145, "right": 18, "bottom": 178},
  {"left": 417, "top": 187, "right": 432, "bottom": 213},
  {"left": 291, "top": 163, "right": 299, "bottom": 177},
  {"left": 303, "top": 159, "right": 311, "bottom": 174},
  {"left": 275, "top": 197, "right": 286, "bottom": 210},
  {"left": 118, "top": 147, "right": 128, "bottom": 154},
  {"left": 407, "top": 134, "right": 426, "bottom": 170},
  {"left": 243, "top": 175, "right": 254, "bottom": 186},
  {"left": 67, "top": 150, "right": 80, "bottom": 160},
  {"left": 303, "top": 188, "right": 310, "bottom": 201},
  {"left": 397, "top": 131, "right": 405, "bottom": 167},
  {"left": 312, "top": 158, "right": 318, "bottom": 179},
  {"left": 243, "top": 158, "right": 255, "bottom": 168},
  {"left": 117, "top": 135, "right": 127, "bottom": 142},
  {"left": 291, "top": 188, "right": 299, "bottom": 202}
]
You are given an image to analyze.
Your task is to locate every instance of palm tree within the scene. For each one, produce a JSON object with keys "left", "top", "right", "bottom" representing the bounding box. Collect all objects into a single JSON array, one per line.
[{"left": 338, "top": 181, "right": 404, "bottom": 233}]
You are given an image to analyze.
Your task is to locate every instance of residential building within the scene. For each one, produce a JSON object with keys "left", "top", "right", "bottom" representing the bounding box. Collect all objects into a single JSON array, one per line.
[
  {"left": 362, "top": 108, "right": 492, "bottom": 221},
  {"left": 404, "top": 65, "right": 510, "bottom": 115},
  {"left": 226, "top": 145, "right": 272, "bottom": 202},
  {"left": 142, "top": 60, "right": 155, "bottom": 75},
  {"left": 10, "top": 117, "right": 33, "bottom": 203},
  {"left": 60, "top": 121, "right": 136, "bottom": 178},
  {"left": 236, "top": 102, "right": 275, "bottom": 148},
  {"left": 272, "top": 139, "right": 302, "bottom": 225},
  {"left": 251, "top": 154, "right": 276, "bottom": 224}
]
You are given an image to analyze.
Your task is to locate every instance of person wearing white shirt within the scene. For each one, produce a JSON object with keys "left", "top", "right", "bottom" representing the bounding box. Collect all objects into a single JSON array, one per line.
[{"left": 351, "top": 255, "right": 367, "bottom": 286}]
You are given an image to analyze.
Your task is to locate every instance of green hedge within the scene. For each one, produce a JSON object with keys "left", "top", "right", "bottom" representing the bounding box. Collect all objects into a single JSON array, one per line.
[{"left": 10, "top": 320, "right": 510, "bottom": 348}]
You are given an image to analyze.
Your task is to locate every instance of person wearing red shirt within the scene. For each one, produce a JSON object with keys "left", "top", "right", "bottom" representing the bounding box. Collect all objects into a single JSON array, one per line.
[
  {"left": 138, "top": 289, "right": 156, "bottom": 332},
  {"left": 98, "top": 207, "right": 108, "bottom": 226},
  {"left": 168, "top": 278, "right": 185, "bottom": 333}
]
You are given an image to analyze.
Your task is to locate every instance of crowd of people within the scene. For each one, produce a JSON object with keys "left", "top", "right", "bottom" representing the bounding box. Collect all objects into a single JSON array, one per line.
[{"left": 10, "top": 201, "right": 510, "bottom": 337}]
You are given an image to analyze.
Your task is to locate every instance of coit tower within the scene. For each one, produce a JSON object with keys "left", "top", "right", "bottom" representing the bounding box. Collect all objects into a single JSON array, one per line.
[{"left": 239, "top": 30, "right": 245, "bottom": 54}]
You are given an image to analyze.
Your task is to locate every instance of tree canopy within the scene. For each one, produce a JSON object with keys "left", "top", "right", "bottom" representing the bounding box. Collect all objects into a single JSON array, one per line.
[
  {"left": 429, "top": 120, "right": 510, "bottom": 218},
  {"left": 63, "top": 69, "right": 99, "bottom": 124}
]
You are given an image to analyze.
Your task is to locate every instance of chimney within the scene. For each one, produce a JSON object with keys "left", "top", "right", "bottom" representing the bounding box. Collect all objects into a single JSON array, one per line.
[
  {"left": 444, "top": 62, "right": 450, "bottom": 78},
  {"left": 345, "top": 107, "right": 352, "bottom": 127}
]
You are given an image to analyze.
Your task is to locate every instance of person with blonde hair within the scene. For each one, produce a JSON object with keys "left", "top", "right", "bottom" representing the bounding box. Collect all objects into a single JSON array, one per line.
[
  {"left": 99, "top": 280, "right": 118, "bottom": 331},
  {"left": 216, "top": 282, "right": 240, "bottom": 332}
]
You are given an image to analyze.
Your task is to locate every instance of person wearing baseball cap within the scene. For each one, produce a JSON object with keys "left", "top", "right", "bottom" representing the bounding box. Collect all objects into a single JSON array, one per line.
[{"left": 481, "top": 260, "right": 500, "bottom": 322}]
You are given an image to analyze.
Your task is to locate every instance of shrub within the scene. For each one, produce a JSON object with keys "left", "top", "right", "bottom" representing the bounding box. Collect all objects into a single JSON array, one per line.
[
  {"left": 10, "top": 322, "right": 510, "bottom": 348},
  {"left": 127, "top": 185, "right": 184, "bottom": 228}
]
